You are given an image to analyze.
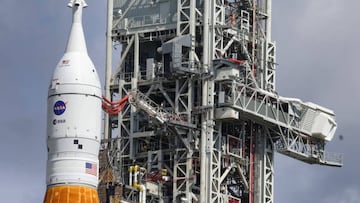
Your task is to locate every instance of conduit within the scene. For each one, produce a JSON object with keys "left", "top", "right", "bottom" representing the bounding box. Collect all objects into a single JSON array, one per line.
[{"left": 102, "top": 94, "right": 129, "bottom": 115}]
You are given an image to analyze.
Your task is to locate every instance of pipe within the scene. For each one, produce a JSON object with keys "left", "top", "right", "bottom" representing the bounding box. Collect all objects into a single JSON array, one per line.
[
  {"left": 102, "top": 94, "right": 129, "bottom": 105},
  {"left": 104, "top": 0, "right": 113, "bottom": 149},
  {"left": 200, "top": 0, "right": 210, "bottom": 202},
  {"left": 266, "top": 0, "right": 272, "bottom": 41},
  {"left": 140, "top": 184, "right": 146, "bottom": 203},
  {"left": 129, "top": 166, "right": 134, "bottom": 186},
  {"left": 102, "top": 94, "right": 130, "bottom": 115},
  {"left": 251, "top": 0, "right": 257, "bottom": 77},
  {"left": 102, "top": 101, "right": 128, "bottom": 115},
  {"left": 130, "top": 166, "right": 145, "bottom": 203},
  {"left": 249, "top": 122, "right": 255, "bottom": 203},
  {"left": 139, "top": 190, "right": 142, "bottom": 203},
  {"left": 134, "top": 165, "right": 140, "bottom": 186}
]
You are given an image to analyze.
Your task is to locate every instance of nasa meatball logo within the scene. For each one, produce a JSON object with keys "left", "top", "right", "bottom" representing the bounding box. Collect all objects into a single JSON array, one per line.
[{"left": 54, "top": 100, "right": 66, "bottom": 115}]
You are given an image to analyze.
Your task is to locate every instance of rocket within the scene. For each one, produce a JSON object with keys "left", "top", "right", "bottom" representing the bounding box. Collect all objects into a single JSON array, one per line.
[{"left": 44, "top": 0, "right": 101, "bottom": 202}]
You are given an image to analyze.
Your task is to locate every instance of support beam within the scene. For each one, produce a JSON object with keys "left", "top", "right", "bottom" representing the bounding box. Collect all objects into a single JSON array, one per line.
[{"left": 104, "top": 0, "right": 113, "bottom": 148}]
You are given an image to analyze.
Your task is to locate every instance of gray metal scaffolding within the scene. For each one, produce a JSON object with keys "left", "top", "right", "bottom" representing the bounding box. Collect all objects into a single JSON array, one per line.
[{"left": 99, "top": 0, "right": 342, "bottom": 202}]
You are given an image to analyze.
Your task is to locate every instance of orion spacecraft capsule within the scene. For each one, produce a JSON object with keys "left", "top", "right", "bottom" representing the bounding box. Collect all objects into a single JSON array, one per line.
[{"left": 44, "top": 1, "right": 101, "bottom": 202}]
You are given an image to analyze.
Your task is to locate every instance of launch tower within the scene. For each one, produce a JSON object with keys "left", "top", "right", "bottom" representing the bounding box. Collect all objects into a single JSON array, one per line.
[{"left": 99, "top": 0, "right": 343, "bottom": 202}]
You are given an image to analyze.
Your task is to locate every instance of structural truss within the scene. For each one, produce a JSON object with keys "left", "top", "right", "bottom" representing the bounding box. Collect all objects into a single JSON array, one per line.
[{"left": 99, "top": 1, "right": 342, "bottom": 203}]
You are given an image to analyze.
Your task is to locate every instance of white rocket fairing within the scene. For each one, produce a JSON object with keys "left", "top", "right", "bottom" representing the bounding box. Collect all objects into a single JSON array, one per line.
[{"left": 44, "top": 1, "right": 101, "bottom": 202}]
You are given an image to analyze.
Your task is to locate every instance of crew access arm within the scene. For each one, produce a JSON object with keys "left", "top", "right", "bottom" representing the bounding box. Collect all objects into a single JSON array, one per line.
[{"left": 214, "top": 59, "right": 343, "bottom": 167}]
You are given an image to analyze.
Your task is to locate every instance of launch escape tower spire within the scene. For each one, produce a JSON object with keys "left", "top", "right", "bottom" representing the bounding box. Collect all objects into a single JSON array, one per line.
[{"left": 99, "top": 0, "right": 343, "bottom": 202}]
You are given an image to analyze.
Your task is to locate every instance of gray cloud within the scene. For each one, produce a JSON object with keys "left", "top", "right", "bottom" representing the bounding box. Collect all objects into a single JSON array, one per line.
[
  {"left": 1, "top": 0, "right": 358, "bottom": 202},
  {"left": 321, "top": 187, "right": 360, "bottom": 203},
  {"left": 273, "top": 0, "right": 360, "bottom": 202}
]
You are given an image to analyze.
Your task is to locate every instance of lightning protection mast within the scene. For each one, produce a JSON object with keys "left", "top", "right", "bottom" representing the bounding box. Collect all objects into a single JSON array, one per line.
[{"left": 99, "top": 0, "right": 343, "bottom": 203}]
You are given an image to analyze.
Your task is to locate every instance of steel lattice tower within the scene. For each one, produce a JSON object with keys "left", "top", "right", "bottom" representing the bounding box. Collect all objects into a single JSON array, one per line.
[{"left": 99, "top": 1, "right": 342, "bottom": 202}]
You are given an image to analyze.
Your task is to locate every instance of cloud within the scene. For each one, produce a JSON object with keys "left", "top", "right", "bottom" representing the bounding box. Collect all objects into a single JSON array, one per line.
[
  {"left": 273, "top": 1, "right": 360, "bottom": 203},
  {"left": 0, "top": 166, "right": 45, "bottom": 202},
  {"left": 1, "top": 0, "right": 358, "bottom": 202},
  {"left": 321, "top": 187, "right": 360, "bottom": 203},
  {"left": 273, "top": 0, "right": 360, "bottom": 123}
]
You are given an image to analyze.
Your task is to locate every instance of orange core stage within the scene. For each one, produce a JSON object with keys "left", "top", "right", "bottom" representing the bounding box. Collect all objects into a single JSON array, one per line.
[{"left": 44, "top": 185, "right": 99, "bottom": 203}]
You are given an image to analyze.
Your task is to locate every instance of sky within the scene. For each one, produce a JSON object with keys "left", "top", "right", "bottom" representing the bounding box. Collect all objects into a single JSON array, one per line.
[{"left": 0, "top": 0, "right": 359, "bottom": 202}]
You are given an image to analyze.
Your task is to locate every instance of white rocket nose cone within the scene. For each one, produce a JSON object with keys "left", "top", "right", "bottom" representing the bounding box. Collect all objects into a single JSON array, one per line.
[
  {"left": 50, "top": 0, "right": 100, "bottom": 93},
  {"left": 65, "top": 3, "right": 87, "bottom": 53}
]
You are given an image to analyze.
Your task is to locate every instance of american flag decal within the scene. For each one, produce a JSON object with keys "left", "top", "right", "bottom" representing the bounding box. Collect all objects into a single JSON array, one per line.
[{"left": 85, "top": 162, "right": 97, "bottom": 176}]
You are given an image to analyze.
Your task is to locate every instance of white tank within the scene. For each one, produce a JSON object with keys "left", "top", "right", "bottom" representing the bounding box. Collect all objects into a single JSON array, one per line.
[{"left": 44, "top": 1, "right": 101, "bottom": 202}]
